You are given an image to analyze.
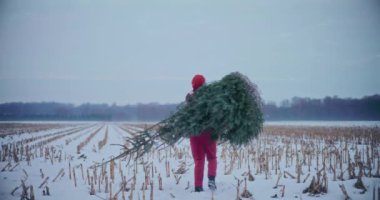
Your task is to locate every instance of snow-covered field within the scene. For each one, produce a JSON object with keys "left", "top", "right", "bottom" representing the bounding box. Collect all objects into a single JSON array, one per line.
[{"left": 0, "top": 122, "right": 379, "bottom": 200}]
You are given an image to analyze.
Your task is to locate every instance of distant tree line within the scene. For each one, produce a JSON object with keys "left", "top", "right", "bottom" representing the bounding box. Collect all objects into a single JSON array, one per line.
[
  {"left": 263, "top": 95, "right": 380, "bottom": 121},
  {"left": 0, "top": 95, "right": 379, "bottom": 121},
  {"left": 0, "top": 102, "right": 177, "bottom": 121}
]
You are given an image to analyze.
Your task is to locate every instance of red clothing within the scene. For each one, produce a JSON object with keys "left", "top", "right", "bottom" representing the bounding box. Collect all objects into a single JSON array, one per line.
[
  {"left": 188, "top": 74, "right": 217, "bottom": 188},
  {"left": 190, "top": 130, "right": 217, "bottom": 187},
  {"left": 192, "top": 74, "right": 205, "bottom": 91}
]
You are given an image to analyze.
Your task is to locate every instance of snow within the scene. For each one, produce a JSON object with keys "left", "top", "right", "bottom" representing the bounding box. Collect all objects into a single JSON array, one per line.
[{"left": 0, "top": 122, "right": 379, "bottom": 200}]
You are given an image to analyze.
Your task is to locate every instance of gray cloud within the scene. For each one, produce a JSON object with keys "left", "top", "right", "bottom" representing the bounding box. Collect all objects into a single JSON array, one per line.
[{"left": 1, "top": 0, "right": 379, "bottom": 104}]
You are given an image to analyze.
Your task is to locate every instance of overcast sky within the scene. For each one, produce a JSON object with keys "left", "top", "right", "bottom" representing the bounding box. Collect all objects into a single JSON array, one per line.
[{"left": 0, "top": 0, "right": 379, "bottom": 105}]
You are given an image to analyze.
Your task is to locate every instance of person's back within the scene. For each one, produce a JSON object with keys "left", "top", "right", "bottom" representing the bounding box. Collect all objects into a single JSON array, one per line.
[{"left": 187, "top": 74, "right": 217, "bottom": 192}]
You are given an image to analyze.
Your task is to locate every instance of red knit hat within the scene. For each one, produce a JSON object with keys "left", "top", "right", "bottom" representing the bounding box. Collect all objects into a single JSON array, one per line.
[{"left": 192, "top": 74, "right": 206, "bottom": 91}]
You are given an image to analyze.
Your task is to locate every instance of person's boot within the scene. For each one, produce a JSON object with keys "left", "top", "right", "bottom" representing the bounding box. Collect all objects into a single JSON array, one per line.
[
  {"left": 208, "top": 176, "right": 217, "bottom": 191},
  {"left": 195, "top": 186, "right": 204, "bottom": 192}
]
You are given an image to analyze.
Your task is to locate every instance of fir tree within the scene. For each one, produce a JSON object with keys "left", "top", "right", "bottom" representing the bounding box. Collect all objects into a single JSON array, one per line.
[
  {"left": 159, "top": 72, "right": 264, "bottom": 146},
  {"left": 108, "top": 72, "right": 264, "bottom": 164}
]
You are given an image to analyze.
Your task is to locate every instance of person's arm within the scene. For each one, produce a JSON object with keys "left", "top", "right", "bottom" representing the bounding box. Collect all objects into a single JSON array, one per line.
[{"left": 185, "top": 92, "right": 194, "bottom": 103}]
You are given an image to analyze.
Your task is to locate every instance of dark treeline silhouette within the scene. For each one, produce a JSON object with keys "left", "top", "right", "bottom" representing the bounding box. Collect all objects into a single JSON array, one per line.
[
  {"left": 0, "top": 95, "right": 379, "bottom": 121},
  {"left": 0, "top": 102, "right": 177, "bottom": 121},
  {"left": 263, "top": 95, "right": 380, "bottom": 121}
]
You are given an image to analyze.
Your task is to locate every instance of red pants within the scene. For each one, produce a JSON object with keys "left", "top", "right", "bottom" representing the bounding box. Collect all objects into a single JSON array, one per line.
[{"left": 190, "top": 131, "right": 217, "bottom": 187}]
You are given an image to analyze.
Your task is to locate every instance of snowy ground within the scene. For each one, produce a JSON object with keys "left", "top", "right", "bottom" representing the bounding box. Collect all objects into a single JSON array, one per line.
[{"left": 0, "top": 122, "right": 379, "bottom": 200}]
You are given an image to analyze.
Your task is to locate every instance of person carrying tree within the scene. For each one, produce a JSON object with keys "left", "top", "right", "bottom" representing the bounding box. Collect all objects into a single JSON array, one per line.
[
  {"left": 186, "top": 74, "right": 217, "bottom": 192},
  {"left": 111, "top": 72, "right": 263, "bottom": 192}
]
